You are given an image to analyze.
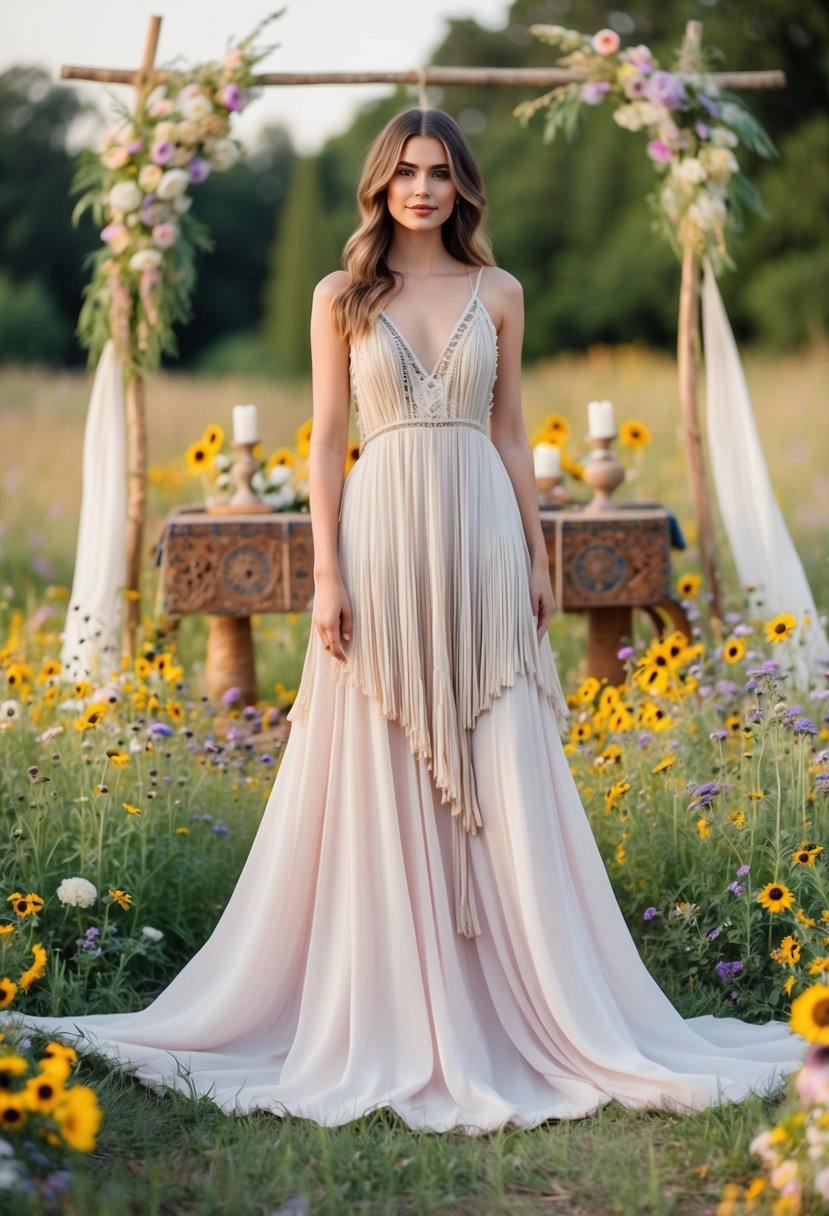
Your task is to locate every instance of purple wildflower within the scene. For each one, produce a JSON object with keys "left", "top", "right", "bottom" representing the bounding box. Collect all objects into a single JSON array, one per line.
[
  {"left": 260, "top": 753, "right": 277, "bottom": 765},
  {"left": 710, "top": 729, "right": 729, "bottom": 741},
  {"left": 715, "top": 960, "right": 743, "bottom": 981},
  {"left": 581, "top": 81, "right": 611, "bottom": 106},
  {"left": 221, "top": 686, "right": 242, "bottom": 706},
  {"left": 816, "top": 773, "right": 829, "bottom": 793},
  {"left": 645, "top": 70, "right": 687, "bottom": 109},
  {"left": 211, "top": 823, "right": 230, "bottom": 835},
  {"left": 695, "top": 122, "right": 710, "bottom": 141},
  {"left": 714, "top": 680, "right": 742, "bottom": 698},
  {"left": 744, "top": 679, "right": 760, "bottom": 693},
  {"left": 707, "top": 926, "right": 722, "bottom": 940},
  {"left": 221, "top": 82, "right": 245, "bottom": 111},
  {"left": 794, "top": 717, "right": 818, "bottom": 735},
  {"left": 727, "top": 882, "right": 744, "bottom": 895},
  {"left": 638, "top": 730, "right": 653, "bottom": 749},
  {"left": 617, "top": 646, "right": 635, "bottom": 661},
  {"left": 737, "top": 864, "right": 750, "bottom": 876},
  {"left": 151, "top": 140, "right": 175, "bottom": 166},
  {"left": 643, "top": 906, "right": 658, "bottom": 921},
  {"left": 188, "top": 156, "right": 211, "bottom": 184},
  {"left": 149, "top": 722, "right": 173, "bottom": 737}
]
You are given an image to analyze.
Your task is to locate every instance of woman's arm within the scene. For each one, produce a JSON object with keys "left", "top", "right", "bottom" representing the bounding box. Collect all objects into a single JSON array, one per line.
[
  {"left": 308, "top": 271, "right": 353, "bottom": 661},
  {"left": 487, "top": 271, "right": 555, "bottom": 638}
]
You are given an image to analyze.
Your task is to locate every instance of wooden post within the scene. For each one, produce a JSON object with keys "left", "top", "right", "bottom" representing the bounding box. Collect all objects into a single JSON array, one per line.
[
  {"left": 676, "top": 20, "right": 722, "bottom": 620},
  {"left": 121, "top": 15, "right": 162, "bottom": 658}
]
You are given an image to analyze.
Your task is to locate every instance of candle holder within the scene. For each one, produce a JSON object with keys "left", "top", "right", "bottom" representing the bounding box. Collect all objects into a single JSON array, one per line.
[
  {"left": 582, "top": 434, "right": 626, "bottom": 512},
  {"left": 536, "top": 475, "right": 570, "bottom": 509},
  {"left": 206, "top": 440, "right": 272, "bottom": 515}
]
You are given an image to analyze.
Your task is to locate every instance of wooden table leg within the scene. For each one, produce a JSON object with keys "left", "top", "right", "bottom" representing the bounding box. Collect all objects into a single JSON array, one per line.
[
  {"left": 205, "top": 615, "right": 257, "bottom": 706},
  {"left": 586, "top": 606, "right": 633, "bottom": 684}
]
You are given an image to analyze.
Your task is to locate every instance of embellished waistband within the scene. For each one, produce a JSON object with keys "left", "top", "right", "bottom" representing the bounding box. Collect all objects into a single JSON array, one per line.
[{"left": 359, "top": 417, "right": 486, "bottom": 452}]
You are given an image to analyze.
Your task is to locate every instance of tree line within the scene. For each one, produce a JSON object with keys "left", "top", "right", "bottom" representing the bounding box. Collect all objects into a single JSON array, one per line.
[{"left": 1, "top": 0, "right": 826, "bottom": 374}]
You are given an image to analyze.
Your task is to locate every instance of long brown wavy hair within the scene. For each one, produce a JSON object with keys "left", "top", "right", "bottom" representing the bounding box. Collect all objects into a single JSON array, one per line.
[{"left": 331, "top": 109, "right": 495, "bottom": 342}]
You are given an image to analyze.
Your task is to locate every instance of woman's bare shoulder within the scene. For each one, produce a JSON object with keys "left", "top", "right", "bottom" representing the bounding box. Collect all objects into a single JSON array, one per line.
[
  {"left": 313, "top": 269, "right": 351, "bottom": 304},
  {"left": 479, "top": 265, "right": 523, "bottom": 330}
]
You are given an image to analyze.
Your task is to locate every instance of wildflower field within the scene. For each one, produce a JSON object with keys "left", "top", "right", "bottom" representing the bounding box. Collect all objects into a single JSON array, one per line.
[{"left": 0, "top": 344, "right": 828, "bottom": 1212}]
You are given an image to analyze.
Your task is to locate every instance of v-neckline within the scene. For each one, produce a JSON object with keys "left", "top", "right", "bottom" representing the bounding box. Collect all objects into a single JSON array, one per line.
[{"left": 380, "top": 291, "right": 479, "bottom": 381}]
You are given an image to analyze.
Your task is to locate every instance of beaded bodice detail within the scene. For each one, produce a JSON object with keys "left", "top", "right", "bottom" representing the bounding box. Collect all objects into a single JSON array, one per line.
[{"left": 350, "top": 270, "right": 498, "bottom": 451}]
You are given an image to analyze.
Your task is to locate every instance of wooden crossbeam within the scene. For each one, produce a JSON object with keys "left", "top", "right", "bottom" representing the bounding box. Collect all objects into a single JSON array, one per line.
[{"left": 61, "top": 64, "right": 786, "bottom": 90}]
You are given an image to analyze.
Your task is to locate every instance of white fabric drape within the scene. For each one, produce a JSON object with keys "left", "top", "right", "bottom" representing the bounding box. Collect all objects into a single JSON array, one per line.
[
  {"left": 702, "top": 258, "right": 828, "bottom": 687},
  {"left": 60, "top": 340, "right": 127, "bottom": 684}
]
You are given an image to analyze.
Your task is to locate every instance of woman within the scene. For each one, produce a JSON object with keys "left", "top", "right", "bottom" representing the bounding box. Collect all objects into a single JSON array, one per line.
[{"left": 7, "top": 108, "right": 804, "bottom": 1133}]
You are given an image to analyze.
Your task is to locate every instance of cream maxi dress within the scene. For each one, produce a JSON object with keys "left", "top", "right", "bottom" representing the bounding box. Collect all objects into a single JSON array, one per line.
[{"left": 7, "top": 268, "right": 805, "bottom": 1132}]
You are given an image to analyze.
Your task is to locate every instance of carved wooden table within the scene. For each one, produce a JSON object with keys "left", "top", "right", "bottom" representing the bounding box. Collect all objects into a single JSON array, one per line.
[{"left": 155, "top": 504, "right": 687, "bottom": 702}]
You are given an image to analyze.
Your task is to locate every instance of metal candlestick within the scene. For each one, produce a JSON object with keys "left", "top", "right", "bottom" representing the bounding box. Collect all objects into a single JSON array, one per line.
[{"left": 582, "top": 434, "right": 626, "bottom": 512}]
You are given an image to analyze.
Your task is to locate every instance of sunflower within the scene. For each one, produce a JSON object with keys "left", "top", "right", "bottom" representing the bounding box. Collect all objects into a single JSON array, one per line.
[
  {"left": 725, "top": 714, "right": 742, "bottom": 735},
  {"left": 108, "top": 888, "right": 133, "bottom": 911},
  {"left": 604, "top": 780, "right": 631, "bottom": 813},
  {"left": 634, "top": 663, "right": 669, "bottom": 697},
  {"left": 696, "top": 817, "right": 710, "bottom": 840},
  {"left": 790, "top": 982, "right": 829, "bottom": 1044},
  {"left": 0, "top": 979, "right": 16, "bottom": 1009},
  {"left": 72, "top": 701, "right": 108, "bottom": 731},
  {"left": 37, "top": 658, "right": 61, "bottom": 683},
  {"left": 599, "top": 743, "right": 623, "bottom": 765},
  {"left": 608, "top": 705, "right": 635, "bottom": 733},
  {"left": 344, "top": 442, "right": 361, "bottom": 474},
  {"left": 272, "top": 446, "right": 301, "bottom": 474},
  {"left": 7, "top": 892, "right": 44, "bottom": 919},
  {"left": 758, "top": 882, "right": 796, "bottom": 913},
  {"left": 19, "top": 942, "right": 47, "bottom": 991},
  {"left": 5, "top": 662, "right": 33, "bottom": 690},
  {"left": 202, "top": 423, "right": 224, "bottom": 452},
  {"left": 809, "top": 958, "right": 829, "bottom": 977},
  {"left": 764, "top": 613, "right": 797, "bottom": 645},
  {"left": 122, "top": 803, "right": 142, "bottom": 816},
  {"left": 533, "top": 413, "right": 570, "bottom": 445},
  {"left": 783, "top": 975, "right": 796, "bottom": 996},
  {"left": 596, "top": 687, "right": 621, "bottom": 718},
  {"left": 722, "top": 638, "right": 746, "bottom": 665},
  {"left": 652, "top": 755, "right": 676, "bottom": 774},
  {"left": 662, "top": 631, "right": 689, "bottom": 665},
  {"left": 796, "top": 907, "right": 818, "bottom": 928},
  {"left": 55, "top": 1085, "right": 102, "bottom": 1153},
  {"left": 0, "top": 1093, "right": 26, "bottom": 1129},
  {"left": 24, "top": 1069, "right": 64, "bottom": 1114},
  {"left": 185, "top": 441, "right": 213, "bottom": 476},
  {"left": 570, "top": 722, "right": 592, "bottom": 744},
  {"left": 40, "top": 1042, "right": 77, "bottom": 1080},
  {"left": 771, "top": 935, "right": 801, "bottom": 967},
  {"left": 153, "top": 652, "right": 173, "bottom": 676},
  {"left": 792, "top": 843, "right": 823, "bottom": 867},
  {"left": 575, "top": 677, "right": 601, "bottom": 705},
  {"left": 0, "top": 925, "right": 14, "bottom": 937},
  {"left": 106, "top": 748, "right": 130, "bottom": 768},
  {"left": 619, "top": 419, "right": 652, "bottom": 448},
  {"left": 676, "top": 573, "right": 702, "bottom": 599},
  {"left": 134, "top": 656, "right": 152, "bottom": 679},
  {"left": 728, "top": 810, "right": 746, "bottom": 828},
  {"left": 166, "top": 700, "right": 184, "bottom": 723},
  {"left": 0, "top": 1054, "right": 28, "bottom": 1087},
  {"left": 295, "top": 418, "right": 314, "bottom": 457}
]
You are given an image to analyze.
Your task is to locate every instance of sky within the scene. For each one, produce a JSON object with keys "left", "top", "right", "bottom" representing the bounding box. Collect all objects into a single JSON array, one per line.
[{"left": 2, "top": 0, "right": 512, "bottom": 152}]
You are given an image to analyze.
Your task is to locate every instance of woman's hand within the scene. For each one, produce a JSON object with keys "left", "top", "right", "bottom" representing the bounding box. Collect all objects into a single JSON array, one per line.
[
  {"left": 313, "top": 571, "right": 353, "bottom": 662},
  {"left": 530, "top": 560, "right": 555, "bottom": 641}
]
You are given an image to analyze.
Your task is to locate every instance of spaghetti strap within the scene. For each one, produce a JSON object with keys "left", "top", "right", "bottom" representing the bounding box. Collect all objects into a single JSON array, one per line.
[{"left": 473, "top": 265, "right": 485, "bottom": 296}]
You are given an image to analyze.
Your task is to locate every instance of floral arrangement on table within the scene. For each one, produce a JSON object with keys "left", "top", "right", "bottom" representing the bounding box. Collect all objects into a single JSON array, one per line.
[
  {"left": 515, "top": 25, "right": 776, "bottom": 269},
  {"left": 72, "top": 11, "right": 283, "bottom": 375},
  {"left": 183, "top": 416, "right": 361, "bottom": 511},
  {"left": 0, "top": 1026, "right": 103, "bottom": 1203},
  {"left": 531, "top": 406, "right": 652, "bottom": 491}
]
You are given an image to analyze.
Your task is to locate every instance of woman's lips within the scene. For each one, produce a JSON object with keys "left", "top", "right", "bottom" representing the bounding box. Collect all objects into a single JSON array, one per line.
[{"left": 408, "top": 205, "right": 437, "bottom": 214}]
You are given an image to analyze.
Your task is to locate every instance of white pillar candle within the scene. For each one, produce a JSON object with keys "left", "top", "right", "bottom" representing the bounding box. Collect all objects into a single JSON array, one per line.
[
  {"left": 533, "top": 442, "right": 561, "bottom": 478},
  {"left": 232, "top": 403, "right": 259, "bottom": 444},
  {"left": 587, "top": 399, "right": 616, "bottom": 439}
]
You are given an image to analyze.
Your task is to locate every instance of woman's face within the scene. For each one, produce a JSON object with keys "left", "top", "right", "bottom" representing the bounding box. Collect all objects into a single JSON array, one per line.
[{"left": 385, "top": 135, "right": 458, "bottom": 232}]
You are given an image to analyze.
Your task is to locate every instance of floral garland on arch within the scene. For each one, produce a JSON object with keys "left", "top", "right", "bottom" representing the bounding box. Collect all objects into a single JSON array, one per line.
[
  {"left": 72, "top": 11, "right": 283, "bottom": 376},
  {"left": 515, "top": 24, "right": 776, "bottom": 270}
]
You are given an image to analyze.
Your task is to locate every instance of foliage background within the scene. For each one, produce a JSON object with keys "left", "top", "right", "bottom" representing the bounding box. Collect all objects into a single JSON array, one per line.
[{"left": 0, "top": 0, "right": 827, "bottom": 373}]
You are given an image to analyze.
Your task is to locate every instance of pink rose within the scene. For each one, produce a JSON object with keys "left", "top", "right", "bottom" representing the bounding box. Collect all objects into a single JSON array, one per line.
[
  {"left": 152, "top": 222, "right": 178, "bottom": 249},
  {"left": 647, "top": 139, "right": 674, "bottom": 164},
  {"left": 592, "top": 28, "right": 620, "bottom": 56}
]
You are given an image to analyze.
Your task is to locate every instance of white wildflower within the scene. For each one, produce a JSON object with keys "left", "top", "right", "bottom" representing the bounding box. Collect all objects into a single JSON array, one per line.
[{"left": 56, "top": 876, "right": 98, "bottom": 909}]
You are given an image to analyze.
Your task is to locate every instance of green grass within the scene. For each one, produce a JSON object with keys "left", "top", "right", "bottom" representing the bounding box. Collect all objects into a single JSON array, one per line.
[{"left": 46, "top": 1049, "right": 783, "bottom": 1215}]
